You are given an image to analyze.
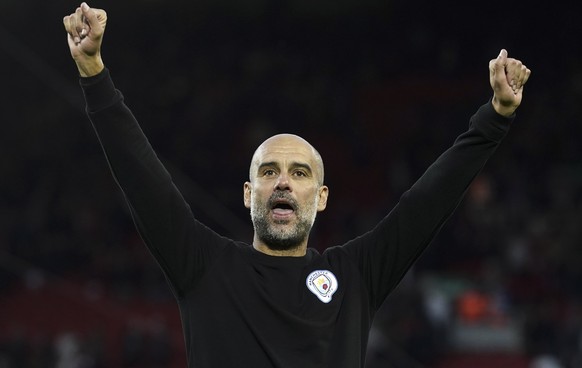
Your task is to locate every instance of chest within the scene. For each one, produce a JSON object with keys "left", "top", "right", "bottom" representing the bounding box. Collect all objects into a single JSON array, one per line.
[{"left": 190, "top": 250, "right": 357, "bottom": 323}]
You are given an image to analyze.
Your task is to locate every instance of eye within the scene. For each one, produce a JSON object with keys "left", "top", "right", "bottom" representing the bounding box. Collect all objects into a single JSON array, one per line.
[
  {"left": 263, "top": 169, "right": 276, "bottom": 176},
  {"left": 293, "top": 170, "right": 308, "bottom": 177}
]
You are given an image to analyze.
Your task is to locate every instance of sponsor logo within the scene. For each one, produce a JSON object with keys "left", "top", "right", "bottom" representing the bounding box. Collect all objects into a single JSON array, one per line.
[{"left": 306, "top": 270, "right": 338, "bottom": 303}]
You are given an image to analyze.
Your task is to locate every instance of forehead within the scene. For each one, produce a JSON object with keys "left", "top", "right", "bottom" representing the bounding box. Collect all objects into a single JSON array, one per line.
[{"left": 250, "top": 134, "right": 321, "bottom": 173}]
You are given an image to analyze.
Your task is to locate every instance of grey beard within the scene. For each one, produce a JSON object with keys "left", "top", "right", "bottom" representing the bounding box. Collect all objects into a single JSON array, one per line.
[{"left": 252, "top": 213, "right": 312, "bottom": 252}]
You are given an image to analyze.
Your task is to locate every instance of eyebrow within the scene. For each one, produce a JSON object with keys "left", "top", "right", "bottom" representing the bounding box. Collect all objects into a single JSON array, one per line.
[{"left": 257, "top": 161, "right": 313, "bottom": 174}]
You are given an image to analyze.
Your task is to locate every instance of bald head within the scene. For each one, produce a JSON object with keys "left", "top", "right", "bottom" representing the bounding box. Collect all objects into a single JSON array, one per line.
[{"left": 249, "top": 134, "right": 325, "bottom": 186}]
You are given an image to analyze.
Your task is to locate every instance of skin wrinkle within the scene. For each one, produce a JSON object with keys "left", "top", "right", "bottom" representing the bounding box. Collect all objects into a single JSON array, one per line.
[{"left": 250, "top": 135, "right": 325, "bottom": 186}]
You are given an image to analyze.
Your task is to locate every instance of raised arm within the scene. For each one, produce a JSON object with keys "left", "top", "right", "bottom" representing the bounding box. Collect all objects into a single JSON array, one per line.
[
  {"left": 342, "top": 50, "right": 531, "bottom": 308},
  {"left": 63, "top": 3, "right": 228, "bottom": 297}
]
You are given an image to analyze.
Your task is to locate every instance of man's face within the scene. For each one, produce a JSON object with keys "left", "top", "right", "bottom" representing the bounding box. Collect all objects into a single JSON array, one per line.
[{"left": 244, "top": 134, "right": 328, "bottom": 252}]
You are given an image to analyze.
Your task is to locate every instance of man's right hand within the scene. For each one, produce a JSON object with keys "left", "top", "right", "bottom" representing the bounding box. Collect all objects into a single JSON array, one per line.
[{"left": 63, "top": 2, "right": 107, "bottom": 77}]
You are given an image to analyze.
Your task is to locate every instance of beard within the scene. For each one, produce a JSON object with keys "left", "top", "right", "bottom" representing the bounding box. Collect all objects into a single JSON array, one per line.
[{"left": 250, "top": 191, "right": 318, "bottom": 252}]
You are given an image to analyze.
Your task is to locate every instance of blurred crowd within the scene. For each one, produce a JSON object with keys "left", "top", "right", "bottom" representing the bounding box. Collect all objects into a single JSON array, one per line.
[{"left": 1, "top": 1, "right": 582, "bottom": 367}]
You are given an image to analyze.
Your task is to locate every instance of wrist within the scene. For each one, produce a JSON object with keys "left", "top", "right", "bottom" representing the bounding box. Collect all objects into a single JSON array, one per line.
[
  {"left": 491, "top": 96, "right": 516, "bottom": 117},
  {"left": 75, "top": 55, "right": 105, "bottom": 78}
]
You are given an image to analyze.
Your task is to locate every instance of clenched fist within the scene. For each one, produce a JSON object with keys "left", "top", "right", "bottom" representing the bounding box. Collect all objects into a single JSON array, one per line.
[
  {"left": 63, "top": 2, "right": 107, "bottom": 77},
  {"left": 489, "top": 49, "right": 531, "bottom": 117}
]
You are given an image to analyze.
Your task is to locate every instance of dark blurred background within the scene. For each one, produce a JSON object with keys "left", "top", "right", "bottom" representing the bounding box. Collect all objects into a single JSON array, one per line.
[{"left": 1, "top": 0, "right": 582, "bottom": 367}]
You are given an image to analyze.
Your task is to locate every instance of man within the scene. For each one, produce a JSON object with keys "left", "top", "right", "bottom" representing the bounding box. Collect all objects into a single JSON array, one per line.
[{"left": 63, "top": 3, "right": 530, "bottom": 367}]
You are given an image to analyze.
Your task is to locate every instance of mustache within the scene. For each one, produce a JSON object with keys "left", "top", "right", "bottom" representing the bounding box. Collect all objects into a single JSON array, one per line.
[{"left": 267, "top": 192, "right": 298, "bottom": 210}]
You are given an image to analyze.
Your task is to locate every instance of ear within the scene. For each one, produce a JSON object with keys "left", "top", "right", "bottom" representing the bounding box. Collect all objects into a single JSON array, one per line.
[
  {"left": 317, "top": 185, "right": 329, "bottom": 212},
  {"left": 243, "top": 182, "right": 252, "bottom": 209}
]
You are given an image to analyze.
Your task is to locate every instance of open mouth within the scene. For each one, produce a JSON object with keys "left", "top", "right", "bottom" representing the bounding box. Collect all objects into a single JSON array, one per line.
[{"left": 270, "top": 198, "right": 296, "bottom": 217}]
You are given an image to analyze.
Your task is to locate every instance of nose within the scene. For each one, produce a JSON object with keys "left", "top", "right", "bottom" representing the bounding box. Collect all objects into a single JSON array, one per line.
[{"left": 275, "top": 172, "right": 291, "bottom": 191}]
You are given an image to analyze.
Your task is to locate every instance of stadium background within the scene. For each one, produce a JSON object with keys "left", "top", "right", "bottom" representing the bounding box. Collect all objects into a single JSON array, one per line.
[{"left": 1, "top": 0, "right": 582, "bottom": 366}]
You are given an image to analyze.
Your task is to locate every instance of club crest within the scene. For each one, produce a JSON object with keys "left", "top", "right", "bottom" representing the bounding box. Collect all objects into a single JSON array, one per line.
[{"left": 306, "top": 270, "right": 338, "bottom": 303}]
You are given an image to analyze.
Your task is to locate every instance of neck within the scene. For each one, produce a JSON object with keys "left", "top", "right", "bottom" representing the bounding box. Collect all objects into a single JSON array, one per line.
[{"left": 252, "top": 237, "right": 307, "bottom": 257}]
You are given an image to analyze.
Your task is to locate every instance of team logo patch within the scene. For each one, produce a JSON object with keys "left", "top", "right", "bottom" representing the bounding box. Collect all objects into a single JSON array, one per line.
[{"left": 306, "top": 270, "right": 338, "bottom": 303}]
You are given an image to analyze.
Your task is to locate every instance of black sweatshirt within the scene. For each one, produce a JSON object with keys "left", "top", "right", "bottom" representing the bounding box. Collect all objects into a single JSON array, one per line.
[{"left": 80, "top": 68, "right": 514, "bottom": 368}]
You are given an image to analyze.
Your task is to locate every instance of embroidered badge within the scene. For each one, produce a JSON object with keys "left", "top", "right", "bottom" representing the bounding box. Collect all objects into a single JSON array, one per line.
[{"left": 306, "top": 270, "right": 338, "bottom": 303}]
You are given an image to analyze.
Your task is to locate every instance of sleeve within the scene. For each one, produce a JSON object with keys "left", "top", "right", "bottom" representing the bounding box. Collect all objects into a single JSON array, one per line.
[
  {"left": 340, "top": 100, "right": 514, "bottom": 310},
  {"left": 80, "top": 69, "right": 229, "bottom": 298}
]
